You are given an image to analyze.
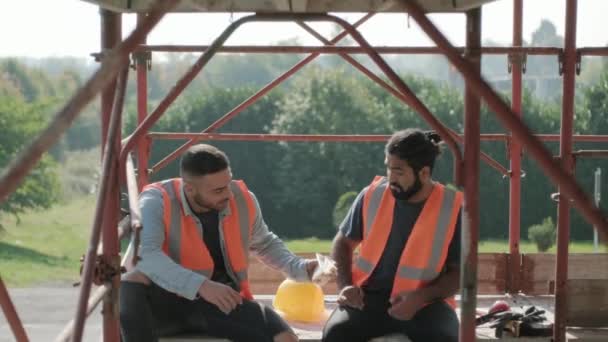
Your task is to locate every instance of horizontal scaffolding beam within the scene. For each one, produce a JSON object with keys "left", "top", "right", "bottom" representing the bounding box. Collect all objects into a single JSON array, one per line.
[
  {"left": 147, "top": 132, "right": 608, "bottom": 143},
  {"left": 137, "top": 45, "right": 563, "bottom": 55}
]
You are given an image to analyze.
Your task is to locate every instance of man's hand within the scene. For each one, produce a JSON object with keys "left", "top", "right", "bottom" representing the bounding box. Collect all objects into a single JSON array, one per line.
[
  {"left": 198, "top": 280, "right": 242, "bottom": 314},
  {"left": 388, "top": 290, "right": 427, "bottom": 320},
  {"left": 305, "top": 259, "right": 318, "bottom": 279},
  {"left": 337, "top": 285, "right": 364, "bottom": 310}
]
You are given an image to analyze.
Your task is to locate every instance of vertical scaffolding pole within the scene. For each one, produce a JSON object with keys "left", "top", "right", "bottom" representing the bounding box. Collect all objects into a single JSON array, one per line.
[
  {"left": 136, "top": 13, "right": 151, "bottom": 190},
  {"left": 99, "top": 9, "right": 122, "bottom": 342},
  {"left": 508, "top": 0, "right": 523, "bottom": 294},
  {"left": 100, "top": 10, "right": 121, "bottom": 155},
  {"left": 460, "top": 7, "right": 482, "bottom": 342},
  {"left": 0, "top": 277, "right": 28, "bottom": 342},
  {"left": 554, "top": 0, "right": 578, "bottom": 340}
]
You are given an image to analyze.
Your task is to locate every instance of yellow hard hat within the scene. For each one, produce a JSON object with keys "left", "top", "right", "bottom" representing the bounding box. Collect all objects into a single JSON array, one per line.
[{"left": 273, "top": 279, "right": 326, "bottom": 323}]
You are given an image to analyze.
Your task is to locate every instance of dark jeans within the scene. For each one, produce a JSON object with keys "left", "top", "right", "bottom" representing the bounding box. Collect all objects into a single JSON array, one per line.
[
  {"left": 322, "top": 291, "right": 459, "bottom": 342},
  {"left": 119, "top": 281, "right": 292, "bottom": 342}
]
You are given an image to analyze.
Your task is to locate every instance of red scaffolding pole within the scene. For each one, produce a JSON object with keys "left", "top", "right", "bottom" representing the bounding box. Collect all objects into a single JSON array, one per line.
[
  {"left": 135, "top": 13, "right": 151, "bottom": 191},
  {"left": 509, "top": 0, "right": 523, "bottom": 295},
  {"left": 0, "top": 277, "right": 28, "bottom": 342},
  {"left": 137, "top": 44, "right": 563, "bottom": 55},
  {"left": 554, "top": 0, "right": 578, "bottom": 340},
  {"left": 460, "top": 7, "right": 482, "bottom": 342}
]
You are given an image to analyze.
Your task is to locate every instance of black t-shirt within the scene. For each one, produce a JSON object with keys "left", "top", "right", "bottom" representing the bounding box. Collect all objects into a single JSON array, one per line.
[
  {"left": 196, "top": 210, "right": 236, "bottom": 289},
  {"left": 339, "top": 187, "right": 461, "bottom": 293}
]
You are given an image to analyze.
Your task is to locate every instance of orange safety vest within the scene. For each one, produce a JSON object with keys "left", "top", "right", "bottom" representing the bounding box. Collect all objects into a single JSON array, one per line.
[
  {"left": 144, "top": 178, "right": 256, "bottom": 300},
  {"left": 351, "top": 176, "right": 463, "bottom": 308}
]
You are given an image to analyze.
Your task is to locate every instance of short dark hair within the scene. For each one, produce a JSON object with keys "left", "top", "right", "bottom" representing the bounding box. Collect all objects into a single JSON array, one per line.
[
  {"left": 385, "top": 129, "right": 442, "bottom": 173},
  {"left": 180, "top": 144, "right": 230, "bottom": 178}
]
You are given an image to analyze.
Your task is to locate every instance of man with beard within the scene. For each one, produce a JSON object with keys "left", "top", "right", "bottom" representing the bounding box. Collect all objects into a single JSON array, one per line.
[
  {"left": 120, "top": 144, "right": 317, "bottom": 342},
  {"left": 322, "top": 129, "right": 463, "bottom": 342}
]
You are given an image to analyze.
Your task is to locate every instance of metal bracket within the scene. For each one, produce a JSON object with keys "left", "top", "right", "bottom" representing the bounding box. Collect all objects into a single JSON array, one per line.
[
  {"left": 90, "top": 49, "right": 109, "bottom": 63},
  {"left": 508, "top": 52, "right": 527, "bottom": 74},
  {"left": 130, "top": 50, "right": 152, "bottom": 70},
  {"left": 558, "top": 52, "right": 582, "bottom": 76},
  {"left": 77, "top": 254, "right": 125, "bottom": 286}
]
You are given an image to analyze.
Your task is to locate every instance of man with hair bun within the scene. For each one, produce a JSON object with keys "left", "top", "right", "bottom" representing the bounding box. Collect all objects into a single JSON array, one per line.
[{"left": 323, "top": 128, "right": 463, "bottom": 342}]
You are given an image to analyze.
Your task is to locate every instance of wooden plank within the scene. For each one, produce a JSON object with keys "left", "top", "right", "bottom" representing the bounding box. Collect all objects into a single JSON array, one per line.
[
  {"left": 477, "top": 253, "right": 508, "bottom": 294},
  {"left": 521, "top": 254, "right": 608, "bottom": 294},
  {"left": 249, "top": 253, "right": 507, "bottom": 295},
  {"left": 566, "top": 279, "right": 608, "bottom": 328}
]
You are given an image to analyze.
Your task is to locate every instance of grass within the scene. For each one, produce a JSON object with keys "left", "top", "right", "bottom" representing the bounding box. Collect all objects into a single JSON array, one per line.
[
  {"left": 1, "top": 197, "right": 605, "bottom": 287},
  {"left": 286, "top": 237, "right": 606, "bottom": 254},
  {"left": 0, "top": 196, "right": 95, "bottom": 287}
]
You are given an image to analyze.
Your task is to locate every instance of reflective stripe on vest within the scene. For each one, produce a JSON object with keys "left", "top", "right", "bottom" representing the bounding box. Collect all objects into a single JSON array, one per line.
[
  {"left": 353, "top": 176, "right": 462, "bottom": 307},
  {"left": 144, "top": 178, "right": 255, "bottom": 299}
]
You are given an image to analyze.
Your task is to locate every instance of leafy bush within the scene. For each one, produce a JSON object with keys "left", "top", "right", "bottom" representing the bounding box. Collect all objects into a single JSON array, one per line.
[
  {"left": 528, "top": 217, "right": 556, "bottom": 252},
  {"left": 333, "top": 191, "right": 357, "bottom": 229}
]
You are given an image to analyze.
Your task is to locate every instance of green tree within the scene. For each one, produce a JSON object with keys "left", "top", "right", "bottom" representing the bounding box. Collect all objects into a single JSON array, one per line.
[
  {"left": 271, "top": 68, "right": 390, "bottom": 238},
  {"left": 333, "top": 191, "right": 357, "bottom": 229},
  {"left": 0, "top": 97, "right": 60, "bottom": 223}
]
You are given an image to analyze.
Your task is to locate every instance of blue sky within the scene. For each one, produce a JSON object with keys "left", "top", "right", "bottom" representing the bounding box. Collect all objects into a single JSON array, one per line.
[{"left": 2, "top": 0, "right": 608, "bottom": 58}]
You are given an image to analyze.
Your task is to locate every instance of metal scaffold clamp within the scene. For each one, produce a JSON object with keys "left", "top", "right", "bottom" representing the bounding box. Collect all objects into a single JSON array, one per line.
[
  {"left": 131, "top": 50, "right": 152, "bottom": 70},
  {"left": 508, "top": 52, "right": 527, "bottom": 74},
  {"left": 76, "top": 254, "right": 125, "bottom": 286},
  {"left": 558, "top": 51, "right": 582, "bottom": 76}
]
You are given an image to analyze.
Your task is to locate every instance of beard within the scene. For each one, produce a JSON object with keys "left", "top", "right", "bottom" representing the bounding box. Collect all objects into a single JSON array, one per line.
[
  {"left": 390, "top": 176, "right": 422, "bottom": 201},
  {"left": 193, "top": 192, "right": 229, "bottom": 211}
]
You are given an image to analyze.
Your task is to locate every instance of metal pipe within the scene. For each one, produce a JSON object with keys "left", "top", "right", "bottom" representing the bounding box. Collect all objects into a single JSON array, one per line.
[
  {"left": 99, "top": 10, "right": 122, "bottom": 341},
  {"left": 149, "top": 13, "right": 374, "bottom": 174},
  {"left": 148, "top": 132, "right": 608, "bottom": 143},
  {"left": 0, "top": 276, "right": 28, "bottom": 342},
  {"left": 508, "top": 0, "right": 523, "bottom": 295},
  {"left": 400, "top": 0, "right": 607, "bottom": 236},
  {"left": 476, "top": 134, "right": 608, "bottom": 142},
  {"left": 137, "top": 44, "right": 562, "bottom": 55},
  {"left": 460, "top": 8, "right": 482, "bottom": 342},
  {"left": 578, "top": 47, "right": 608, "bottom": 56},
  {"left": 0, "top": 0, "right": 177, "bottom": 207},
  {"left": 72, "top": 66, "right": 129, "bottom": 342},
  {"left": 100, "top": 10, "right": 121, "bottom": 153},
  {"left": 136, "top": 13, "right": 151, "bottom": 191},
  {"left": 126, "top": 153, "right": 143, "bottom": 266},
  {"left": 296, "top": 20, "right": 506, "bottom": 178},
  {"left": 554, "top": 0, "right": 578, "bottom": 340},
  {"left": 573, "top": 150, "right": 608, "bottom": 158}
]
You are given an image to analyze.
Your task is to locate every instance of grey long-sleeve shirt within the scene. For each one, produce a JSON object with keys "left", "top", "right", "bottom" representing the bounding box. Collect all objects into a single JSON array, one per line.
[{"left": 134, "top": 183, "right": 309, "bottom": 300}]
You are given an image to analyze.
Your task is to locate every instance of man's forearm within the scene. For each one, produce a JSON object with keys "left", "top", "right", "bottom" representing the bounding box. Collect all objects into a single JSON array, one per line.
[
  {"left": 419, "top": 264, "right": 460, "bottom": 302},
  {"left": 332, "top": 237, "right": 354, "bottom": 290}
]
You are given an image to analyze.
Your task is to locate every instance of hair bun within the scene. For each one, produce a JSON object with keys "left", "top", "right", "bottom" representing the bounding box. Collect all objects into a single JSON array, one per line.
[{"left": 424, "top": 131, "right": 442, "bottom": 144}]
